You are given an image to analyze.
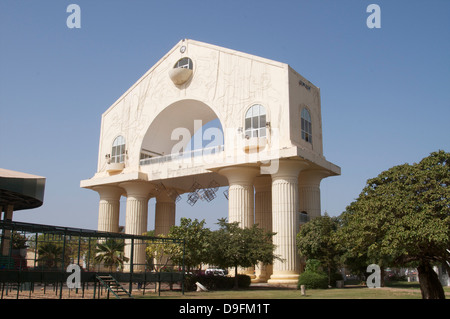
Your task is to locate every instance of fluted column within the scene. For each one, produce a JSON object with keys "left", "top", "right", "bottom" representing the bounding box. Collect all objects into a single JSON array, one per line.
[
  {"left": 219, "top": 166, "right": 259, "bottom": 277},
  {"left": 268, "top": 159, "right": 309, "bottom": 285},
  {"left": 120, "top": 181, "right": 153, "bottom": 272},
  {"left": 298, "top": 170, "right": 329, "bottom": 219},
  {"left": 155, "top": 192, "right": 176, "bottom": 237},
  {"left": 93, "top": 186, "right": 123, "bottom": 233},
  {"left": 219, "top": 166, "right": 259, "bottom": 227},
  {"left": 254, "top": 175, "right": 272, "bottom": 282},
  {"left": 153, "top": 191, "right": 176, "bottom": 270}
]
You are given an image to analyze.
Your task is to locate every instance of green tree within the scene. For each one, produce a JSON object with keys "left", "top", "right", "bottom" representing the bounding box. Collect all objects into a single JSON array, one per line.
[
  {"left": 29, "top": 234, "right": 94, "bottom": 269},
  {"left": 296, "top": 214, "right": 343, "bottom": 285},
  {"left": 167, "top": 218, "right": 211, "bottom": 273},
  {"left": 337, "top": 200, "right": 391, "bottom": 285},
  {"left": 337, "top": 151, "right": 449, "bottom": 299},
  {"left": 94, "top": 239, "right": 129, "bottom": 272},
  {"left": 37, "top": 242, "right": 63, "bottom": 269},
  {"left": 145, "top": 234, "right": 180, "bottom": 271},
  {"left": 11, "top": 231, "right": 28, "bottom": 249},
  {"left": 209, "top": 218, "right": 279, "bottom": 289}
]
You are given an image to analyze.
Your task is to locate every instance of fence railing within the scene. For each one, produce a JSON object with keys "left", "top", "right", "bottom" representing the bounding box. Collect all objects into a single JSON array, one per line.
[{"left": 140, "top": 145, "right": 224, "bottom": 166}]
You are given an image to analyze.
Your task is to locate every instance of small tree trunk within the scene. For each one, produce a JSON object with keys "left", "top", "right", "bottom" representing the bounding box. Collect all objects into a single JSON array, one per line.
[
  {"left": 417, "top": 261, "right": 445, "bottom": 299},
  {"left": 380, "top": 268, "right": 385, "bottom": 287},
  {"left": 234, "top": 266, "right": 239, "bottom": 290},
  {"left": 327, "top": 267, "right": 331, "bottom": 287}
]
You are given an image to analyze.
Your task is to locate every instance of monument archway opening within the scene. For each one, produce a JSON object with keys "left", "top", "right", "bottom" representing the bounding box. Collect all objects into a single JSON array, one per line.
[{"left": 140, "top": 99, "right": 224, "bottom": 163}]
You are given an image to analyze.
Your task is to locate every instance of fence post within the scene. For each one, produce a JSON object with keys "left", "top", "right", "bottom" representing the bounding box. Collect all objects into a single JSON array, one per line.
[{"left": 129, "top": 238, "right": 134, "bottom": 295}]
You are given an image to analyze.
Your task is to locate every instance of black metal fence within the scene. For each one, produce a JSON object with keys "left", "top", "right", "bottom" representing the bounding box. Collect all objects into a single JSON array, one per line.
[{"left": 0, "top": 220, "right": 185, "bottom": 299}]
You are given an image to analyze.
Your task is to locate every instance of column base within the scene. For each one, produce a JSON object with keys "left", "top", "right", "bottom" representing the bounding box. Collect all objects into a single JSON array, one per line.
[
  {"left": 267, "top": 273, "right": 299, "bottom": 285},
  {"left": 251, "top": 276, "right": 269, "bottom": 283}
]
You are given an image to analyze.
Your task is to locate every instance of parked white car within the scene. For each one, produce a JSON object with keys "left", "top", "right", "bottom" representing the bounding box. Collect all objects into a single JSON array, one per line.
[{"left": 205, "top": 268, "right": 227, "bottom": 276}]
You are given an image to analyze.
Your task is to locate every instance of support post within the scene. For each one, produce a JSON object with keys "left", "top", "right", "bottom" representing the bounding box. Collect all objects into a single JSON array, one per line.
[
  {"left": 93, "top": 186, "right": 123, "bottom": 233},
  {"left": 154, "top": 192, "right": 176, "bottom": 237},
  {"left": 120, "top": 182, "right": 153, "bottom": 273},
  {"left": 268, "top": 159, "right": 309, "bottom": 285},
  {"left": 254, "top": 175, "right": 273, "bottom": 282},
  {"left": 219, "top": 166, "right": 259, "bottom": 278}
]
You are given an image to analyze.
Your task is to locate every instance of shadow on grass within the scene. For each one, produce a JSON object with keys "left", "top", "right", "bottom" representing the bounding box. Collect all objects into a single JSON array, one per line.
[{"left": 384, "top": 281, "right": 421, "bottom": 289}]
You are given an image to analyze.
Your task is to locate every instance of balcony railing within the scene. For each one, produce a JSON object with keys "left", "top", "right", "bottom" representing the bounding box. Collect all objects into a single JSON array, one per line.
[{"left": 140, "top": 145, "right": 225, "bottom": 166}]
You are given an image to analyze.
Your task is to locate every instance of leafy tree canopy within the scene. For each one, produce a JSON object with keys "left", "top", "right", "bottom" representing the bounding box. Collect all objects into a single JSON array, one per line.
[
  {"left": 296, "top": 214, "right": 343, "bottom": 283},
  {"left": 337, "top": 150, "right": 449, "bottom": 298},
  {"left": 167, "top": 218, "right": 212, "bottom": 272},
  {"left": 208, "top": 218, "right": 279, "bottom": 288}
]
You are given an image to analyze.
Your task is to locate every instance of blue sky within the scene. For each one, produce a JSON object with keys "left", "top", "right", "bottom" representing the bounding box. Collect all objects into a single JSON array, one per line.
[{"left": 1, "top": 1, "right": 449, "bottom": 231}]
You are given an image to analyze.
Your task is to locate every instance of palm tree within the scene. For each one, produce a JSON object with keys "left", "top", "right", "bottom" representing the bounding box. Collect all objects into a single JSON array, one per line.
[
  {"left": 94, "top": 239, "right": 129, "bottom": 272},
  {"left": 38, "top": 242, "right": 63, "bottom": 269}
]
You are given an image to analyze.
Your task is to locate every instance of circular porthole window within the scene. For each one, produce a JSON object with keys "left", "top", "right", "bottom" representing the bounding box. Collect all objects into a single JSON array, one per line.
[
  {"left": 169, "top": 57, "right": 194, "bottom": 85},
  {"left": 174, "top": 57, "right": 193, "bottom": 70}
]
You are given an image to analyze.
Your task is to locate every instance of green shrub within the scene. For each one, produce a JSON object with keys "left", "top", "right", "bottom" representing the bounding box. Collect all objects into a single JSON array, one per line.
[
  {"left": 305, "top": 259, "right": 322, "bottom": 273},
  {"left": 236, "top": 274, "right": 251, "bottom": 288},
  {"left": 297, "top": 271, "right": 328, "bottom": 289}
]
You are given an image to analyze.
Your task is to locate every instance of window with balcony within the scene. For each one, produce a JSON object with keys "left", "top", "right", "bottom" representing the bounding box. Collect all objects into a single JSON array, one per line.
[
  {"left": 111, "top": 136, "right": 126, "bottom": 164},
  {"left": 244, "top": 104, "right": 266, "bottom": 138}
]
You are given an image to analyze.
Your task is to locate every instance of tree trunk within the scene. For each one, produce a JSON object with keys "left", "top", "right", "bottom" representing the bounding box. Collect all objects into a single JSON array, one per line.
[
  {"left": 380, "top": 268, "right": 385, "bottom": 287},
  {"left": 327, "top": 267, "right": 331, "bottom": 286},
  {"left": 234, "top": 265, "right": 239, "bottom": 289},
  {"left": 417, "top": 261, "right": 445, "bottom": 299}
]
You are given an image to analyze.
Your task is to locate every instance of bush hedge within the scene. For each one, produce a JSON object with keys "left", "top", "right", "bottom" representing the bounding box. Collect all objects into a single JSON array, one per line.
[
  {"left": 297, "top": 271, "right": 328, "bottom": 289},
  {"left": 184, "top": 274, "right": 251, "bottom": 291}
]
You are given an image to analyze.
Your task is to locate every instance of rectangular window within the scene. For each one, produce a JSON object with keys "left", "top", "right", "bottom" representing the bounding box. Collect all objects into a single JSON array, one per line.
[
  {"left": 252, "top": 116, "right": 259, "bottom": 129},
  {"left": 245, "top": 118, "right": 251, "bottom": 130},
  {"left": 260, "top": 127, "right": 266, "bottom": 137},
  {"left": 260, "top": 114, "right": 266, "bottom": 128}
]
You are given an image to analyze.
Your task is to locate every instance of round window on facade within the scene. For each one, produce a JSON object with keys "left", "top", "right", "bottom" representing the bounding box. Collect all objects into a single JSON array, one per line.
[
  {"left": 174, "top": 57, "right": 193, "bottom": 70},
  {"left": 169, "top": 57, "right": 193, "bottom": 85}
]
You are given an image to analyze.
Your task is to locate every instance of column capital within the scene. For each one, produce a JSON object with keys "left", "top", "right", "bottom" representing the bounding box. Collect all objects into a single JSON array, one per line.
[
  {"left": 298, "top": 169, "right": 330, "bottom": 186},
  {"left": 271, "top": 159, "right": 309, "bottom": 180},
  {"left": 218, "top": 165, "right": 259, "bottom": 185},
  {"left": 92, "top": 185, "right": 124, "bottom": 200},
  {"left": 119, "top": 181, "right": 154, "bottom": 200}
]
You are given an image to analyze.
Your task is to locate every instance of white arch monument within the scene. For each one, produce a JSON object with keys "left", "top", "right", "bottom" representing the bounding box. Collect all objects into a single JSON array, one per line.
[{"left": 80, "top": 39, "right": 340, "bottom": 284}]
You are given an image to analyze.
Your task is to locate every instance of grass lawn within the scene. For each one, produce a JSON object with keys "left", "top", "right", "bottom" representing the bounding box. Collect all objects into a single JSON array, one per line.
[{"left": 134, "top": 281, "right": 450, "bottom": 300}]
